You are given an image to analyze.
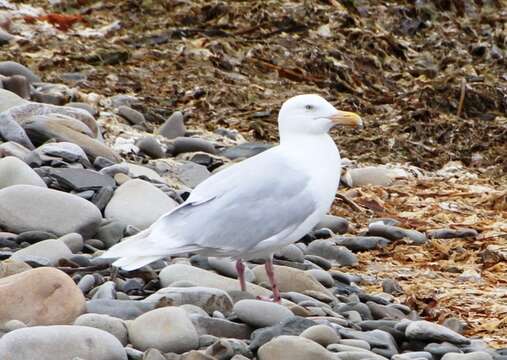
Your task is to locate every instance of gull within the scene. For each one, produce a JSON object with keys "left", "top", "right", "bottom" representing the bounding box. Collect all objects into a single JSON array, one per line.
[{"left": 101, "top": 94, "right": 362, "bottom": 302}]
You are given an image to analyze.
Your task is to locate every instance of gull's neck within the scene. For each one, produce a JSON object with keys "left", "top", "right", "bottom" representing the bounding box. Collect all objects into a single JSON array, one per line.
[{"left": 279, "top": 132, "right": 341, "bottom": 167}]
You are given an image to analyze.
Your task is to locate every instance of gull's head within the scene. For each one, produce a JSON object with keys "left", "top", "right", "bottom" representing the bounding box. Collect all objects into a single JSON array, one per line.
[{"left": 278, "top": 94, "right": 362, "bottom": 137}]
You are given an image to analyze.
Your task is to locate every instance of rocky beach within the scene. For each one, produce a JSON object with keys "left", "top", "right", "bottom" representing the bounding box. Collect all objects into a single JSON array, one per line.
[{"left": 0, "top": 0, "right": 506, "bottom": 359}]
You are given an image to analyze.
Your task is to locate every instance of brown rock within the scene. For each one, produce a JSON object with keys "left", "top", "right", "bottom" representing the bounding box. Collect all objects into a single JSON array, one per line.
[
  {"left": 0, "top": 260, "right": 31, "bottom": 279},
  {"left": 0, "top": 267, "right": 85, "bottom": 325}
]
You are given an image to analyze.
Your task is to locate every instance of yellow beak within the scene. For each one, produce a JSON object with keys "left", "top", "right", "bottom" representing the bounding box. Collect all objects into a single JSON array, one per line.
[{"left": 329, "top": 111, "right": 363, "bottom": 128}]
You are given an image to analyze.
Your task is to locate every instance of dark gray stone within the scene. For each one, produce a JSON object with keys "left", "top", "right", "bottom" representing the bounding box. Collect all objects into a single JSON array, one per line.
[
  {"left": 2, "top": 75, "right": 30, "bottom": 99},
  {"left": 335, "top": 236, "right": 390, "bottom": 252},
  {"left": 367, "top": 302, "right": 406, "bottom": 320},
  {"left": 427, "top": 228, "right": 478, "bottom": 239},
  {"left": 16, "top": 230, "right": 56, "bottom": 244},
  {"left": 405, "top": 321, "right": 470, "bottom": 345},
  {"left": 382, "top": 278, "right": 403, "bottom": 295},
  {"left": 336, "top": 302, "right": 373, "bottom": 320},
  {"left": 47, "top": 168, "right": 115, "bottom": 191},
  {"left": 304, "top": 255, "right": 332, "bottom": 270},
  {"left": 174, "top": 161, "right": 210, "bottom": 188},
  {"left": 424, "top": 342, "right": 462, "bottom": 358},
  {"left": 95, "top": 220, "right": 126, "bottom": 248},
  {"left": 118, "top": 106, "right": 145, "bottom": 125},
  {"left": 306, "top": 240, "right": 358, "bottom": 266},
  {"left": 219, "top": 143, "right": 272, "bottom": 160},
  {"left": 0, "top": 61, "right": 40, "bottom": 83},
  {"left": 173, "top": 137, "right": 216, "bottom": 155},
  {"left": 315, "top": 215, "right": 349, "bottom": 234}
]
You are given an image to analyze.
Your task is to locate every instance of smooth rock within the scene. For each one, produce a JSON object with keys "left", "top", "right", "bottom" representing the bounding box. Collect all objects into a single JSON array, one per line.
[
  {"left": 11, "top": 239, "right": 73, "bottom": 266},
  {"left": 118, "top": 106, "right": 145, "bottom": 125},
  {"left": 258, "top": 335, "right": 336, "bottom": 360},
  {"left": 144, "top": 286, "right": 234, "bottom": 315},
  {"left": 441, "top": 352, "right": 493, "bottom": 360},
  {"left": 74, "top": 313, "right": 128, "bottom": 346},
  {"left": 159, "top": 111, "right": 185, "bottom": 139},
  {"left": 0, "top": 156, "right": 46, "bottom": 189},
  {"left": 424, "top": 342, "right": 462, "bottom": 357},
  {"left": 0, "top": 141, "right": 31, "bottom": 159},
  {"left": 300, "top": 324, "right": 341, "bottom": 346},
  {"left": 0, "top": 89, "right": 27, "bottom": 112},
  {"left": 137, "top": 136, "right": 165, "bottom": 159},
  {"left": 0, "top": 61, "right": 40, "bottom": 83},
  {"left": 233, "top": 299, "right": 294, "bottom": 328},
  {"left": 339, "top": 339, "right": 371, "bottom": 350},
  {"left": 275, "top": 244, "right": 305, "bottom": 263},
  {"left": 253, "top": 264, "right": 332, "bottom": 295},
  {"left": 174, "top": 161, "right": 210, "bottom": 188},
  {"left": 105, "top": 179, "right": 178, "bottom": 230},
  {"left": 343, "top": 167, "right": 399, "bottom": 187},
  {"left": 306, "top": 269, "right": 335, "bottom": 287},
  {"left": 128, "top": 307, "right": 199, "bottom": 353},
  {"left": 77, "top": 273, "right": 95, "bottom": 293},
  {"left": 0, "top": 185, "right": 102, "bottom": 238},
  {"left": 91, "top": 281, "right": 117, "bottom": 300},
  {"left": 86, "top": 299, "right": 155, "bottom": 320},
  {"left": 306, "top": 240, "right": 358, "bottom": 266},
  {"left": 405, "top": 320, "right": 470, "bottom": 344},
  {"left": 173, "top": 137, "right": 216, "bottom": 155},
  {"left": 367, "top": 224, "right": 427, "bottom": 244},
  {"left": 127, "top": 162, "right": 164, "bottom": 181},
  {"left": 338, "top": 328, "right": 399, "bottom": 358},
  {"left": 315, "top": 215, "right": 349, "bottom": 234},
  {"left": 1, "top": 319, "right": 27, "bottom": 332},
  {"left": 58, "top": 233, "right": 84, "bottom": 253},
  {"left": 0, "top": 267, "right": 85, "bottom": 325},
  {"left": 35, "top": 141, "right": 91, "bottom": 166},
  {"left": 159, "top": 264, "right": 271, "bottom": 297},
  {"left": 335, "top": 236, "right": 390, "bottom": 252},
  {"left": 0, "top": 325, "right": 127, "bottom": 360},
  {"left": 382, "top": 278, "right": 403, "bottom": 295},
  {"left": 0, "top": 106, "right": 34, "bottom": 149},
  {"left": 392, "top": 352, "right": 433, "bottom": 360}
]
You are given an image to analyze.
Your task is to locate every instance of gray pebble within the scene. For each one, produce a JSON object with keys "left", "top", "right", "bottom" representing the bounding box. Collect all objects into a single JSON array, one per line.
[
  {"left": 306, "top": 240, "right": 358, "bottom": 266},
  {"left": 118, "top": 106, "right": 145, "bottom": 125},
  {"left": 382, "top": 278, "right": 403, "bottom": 295},
  {"left": 91, "top": 281, "right": 117, "bottom": 300},
  {"left": 173, "top": 137, "right": 216, "bottom": 155},
  {"left": 136, "top": 136, "right": 165, "bottom": 159},
  {"left": 0, "top": 61, "right": 40, "bottom": 83},
  {"left": 86, "top": 299, "right": 155, "bottom": 320},
  {"left": 335, "top": 236, "right": 390, "bottom": 252},
  {"left": 2, "top": 75, "right": 30, "bottom": 99},
  {"left": 78, "top": 274, "right": 96, "bottom": 293},
  {"left": 442, "top": 352, "right": 493, "bottom": 360},
  {"left": 159, "top": 111, "right": 185, "bottom": 139},
  {"left": 219, "top": 143, "right": 271, "bottom": 160},
  {"left": 66, "top": 102, "right": 98, "bottom": 117},
  {"left": 233, "top": 299, "right": 294, "bottom": 328},
  {"left": 59, "top": 232, "right": 84, "bottom": 253},
  {"left": 315, "top": 215, "right": 349, "bottom": 234},
  {"left": 428, "top": 228, "right": 478, "bottom": 239}
]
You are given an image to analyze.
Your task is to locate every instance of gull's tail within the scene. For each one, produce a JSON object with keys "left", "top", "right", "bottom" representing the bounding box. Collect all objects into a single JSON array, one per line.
[{"left": 99, "top": 227, "right": 199, "bottom": 271}]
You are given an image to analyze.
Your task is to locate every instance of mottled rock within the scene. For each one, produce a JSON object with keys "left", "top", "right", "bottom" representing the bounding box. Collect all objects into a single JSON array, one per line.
[
  {"left": 128, "top": 307, "right": 199, "bottom": 353},
  {"left": 0, "top": 267, "right": 85, "bottom": 325},
  {"left": 190, "top": 314, "right": 252, "bottom": 339},
  {"left": 0, "top": 325, "right": 127, "bottom": 360},
  {"left": 0, "top": 185, "right": 102, "bottom": 238},
  {"left": 144, "top": 286, "right": 234, "bottom": 315},
  {"left": 105, "top": 179, "right": 178, "bottom": 229}
]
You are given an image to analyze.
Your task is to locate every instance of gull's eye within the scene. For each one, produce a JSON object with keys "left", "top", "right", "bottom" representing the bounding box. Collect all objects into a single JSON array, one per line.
[{"left": 305, "top": 104, "right": 314, "bottom": 111}]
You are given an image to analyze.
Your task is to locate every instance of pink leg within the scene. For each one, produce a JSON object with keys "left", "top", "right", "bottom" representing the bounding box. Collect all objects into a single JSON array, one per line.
[
  {"left": 235, "top": 259, "right": 247, "bottom": 291},
  {"left": 265, "top": 257, "right": 281, "bottom": 303}
]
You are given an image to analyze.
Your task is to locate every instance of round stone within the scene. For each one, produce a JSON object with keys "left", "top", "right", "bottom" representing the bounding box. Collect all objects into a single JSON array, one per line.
[
  {"left": 300, "top": 324, "right": 341, "bottom": 346},
  {"left": 137, "top": 136, "right": 165, "bottom": 159},
  {"left": 105, "top": 179, "right": 178, "bottom": 230},
  {"left": 233, "top": 299, "right": 294, "bottom": 328},
  {"left": 11, "top": 239, "right": 73, "bottom": 266},
  {"left": 258, "top": 335, "right": 336, "bottom": 360},
  {"left": 118, "top": 106, "right": 145, "bottom": 125},
  {"left": 0, "top": 325, "right": 127, "bottom": 360},
  {"left": 0, "top": 185, "right": 102, "bottom": 238},
  {"left": 159, "top": 111, "right": 185, "bottom": 139},
  {"left": 128, "top": 307, "right": 199, "bottom": 353}
]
